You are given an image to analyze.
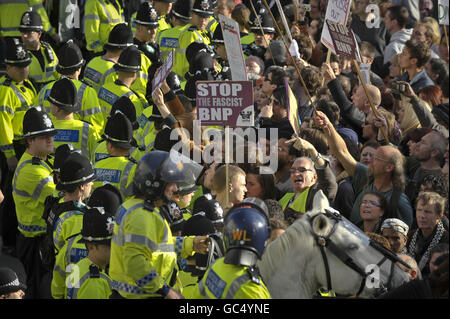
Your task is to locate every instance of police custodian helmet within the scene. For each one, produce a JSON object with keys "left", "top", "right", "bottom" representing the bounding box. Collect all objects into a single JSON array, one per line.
[
  {"left": 222, "top": 197, "right": 270, "bottom": 267},
  {"left": 22, "top": 107, "right": 58, "bottom": 139}
]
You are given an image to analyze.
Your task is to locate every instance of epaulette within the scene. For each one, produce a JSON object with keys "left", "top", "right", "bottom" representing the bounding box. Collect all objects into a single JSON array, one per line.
[
  {"left": 246, "top": 266, "right": 262, "bottom": 285},
  {"left": 127, "top": 156, "right": 138, "bottom": 164},
  {"left": 41, "top": 41, "right": 55, "bottom": 63},
  {"left": 143, "top": 200, "right": 156, "bottom": 212},
  {"left": 81, "top": 79, "right": 93, "bottom": 88},
  {"left": 89, "top": 264, "right": 100, "bottom": 278},
  {"left": 32, "top": 156, "right": 42, "bottom": 165}
]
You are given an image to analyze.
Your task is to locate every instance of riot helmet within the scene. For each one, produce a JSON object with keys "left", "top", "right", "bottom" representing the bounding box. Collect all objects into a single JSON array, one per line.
[{"left": 222, "top": 197, "right": 270, "bottom": 267}]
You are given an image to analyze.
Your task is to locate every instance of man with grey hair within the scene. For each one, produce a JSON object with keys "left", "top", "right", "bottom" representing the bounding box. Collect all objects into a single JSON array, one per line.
[
  {"left": 407, "top": 130, "right": 448, "bottom": 202},
  {"left": 314, "top": 110, "right": 414, "bottom": 227}
]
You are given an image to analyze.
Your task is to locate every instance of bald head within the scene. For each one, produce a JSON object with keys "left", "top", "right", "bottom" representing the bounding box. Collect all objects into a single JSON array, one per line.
[{"left": 352, "top": 84, "right": 381, "bottom": 113}]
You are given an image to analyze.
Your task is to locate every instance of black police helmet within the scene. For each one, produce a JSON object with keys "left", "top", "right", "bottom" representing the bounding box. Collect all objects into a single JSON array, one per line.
[
  {"left": 110, "top": 96, "right": 139, "bottom": 131},
  {"left": 19, "top": 10, "right": 43, "bottom": 33},
  {"left": 4, "top": 38, "right": 31, "bottom": 67},
  {"left": 114, "top": 45, "right": 141, "bottom": 73},
  {"left": 135, "top": 2, "right": 159, "bottom": 29},
  {"left": 56, "top": 152, "right": 96, "bottom": 191},
  {"left": 48, "top": 77, "right": 79, "bottom": 113},
  {"left": 104, "top": 23, "right": 134, "bottom": 51},
  {"left": 53, "top": 144, "right": 78, "bottom": 174},
  {"left": 79, "top": 207, "right": 115, "bottom": 245},
  {"left": 87, "top": 184, "right": 123, "bottom": 217},
  {"left": 56, "top": 40, "right": 85, "bottom": 75},
  {"left": 103, "top": 111, "right": 136, "bottom": 150},
  {"left": 22, "top": 107, "right": 57, "bottom": 139}
]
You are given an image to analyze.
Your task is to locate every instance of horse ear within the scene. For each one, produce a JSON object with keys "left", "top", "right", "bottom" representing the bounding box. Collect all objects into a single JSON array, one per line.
[{"left": 312, "top": 213, "right": 331, "bottom": 237}]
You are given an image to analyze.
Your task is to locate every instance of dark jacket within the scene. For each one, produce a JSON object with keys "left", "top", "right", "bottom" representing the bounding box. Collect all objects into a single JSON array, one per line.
[
  {"left": 396, "top": 69, "right": 435, "bottom": 94},
  {"left": 327, "top": 78, "right": 366, "bottom": 138}
]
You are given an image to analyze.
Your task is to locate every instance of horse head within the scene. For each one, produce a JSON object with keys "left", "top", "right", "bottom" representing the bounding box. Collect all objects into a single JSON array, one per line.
[{"left": 259, "top": 208, "right": 410, "bottom": 298}]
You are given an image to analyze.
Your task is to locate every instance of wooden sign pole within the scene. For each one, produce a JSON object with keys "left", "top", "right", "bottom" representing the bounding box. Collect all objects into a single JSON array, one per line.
[
  {"left": 261, "top": 0, "right": 314, "bottom": 107},
  {"left": 352, "top": 59, "right": 390, "bottom": 144}
]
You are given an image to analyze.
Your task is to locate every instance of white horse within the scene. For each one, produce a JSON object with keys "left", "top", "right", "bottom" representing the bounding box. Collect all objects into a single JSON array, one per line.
[{"left": 258, "top": 209, "right": 410, "bottom": 298}]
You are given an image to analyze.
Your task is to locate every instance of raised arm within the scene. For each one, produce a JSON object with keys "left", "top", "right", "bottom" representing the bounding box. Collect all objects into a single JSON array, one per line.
[{"left": 314, "top": 110, "right": 358, "bottom": 176}]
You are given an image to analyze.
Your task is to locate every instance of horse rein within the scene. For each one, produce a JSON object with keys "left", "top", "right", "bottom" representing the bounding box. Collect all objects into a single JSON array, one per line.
[{"left": 308, "top": 209, "right": 403, "bottom": 298}]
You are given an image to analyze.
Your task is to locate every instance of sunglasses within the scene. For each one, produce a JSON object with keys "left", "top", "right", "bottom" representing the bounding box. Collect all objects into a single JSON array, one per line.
[{"left": 290, "top": 167, "right": 313, "bottom": 174}]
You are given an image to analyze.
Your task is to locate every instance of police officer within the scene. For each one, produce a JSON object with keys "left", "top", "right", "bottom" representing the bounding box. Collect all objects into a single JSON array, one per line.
[
  {"left": 52, "top": 143, "right": 78, "bottom": 186},
  {"left": 65, "top": 206, "right": 115, "bottom": 299},
  {"left": 92, "top": 96, "right": 140, "bottom": 164},
  {"left": 49, "top": 78, "right": 99, "bottom": 162},
  {"left": 174, "top": 0, "right": 214, "bottom": 81},
  {"left": 131, "top": 0, "right": 174, "bottom": 37},
  {"left": 108, "top": 150, "right": 210, "bottom": 299},
  {"left": 98, "top": 45, "right": 150, "bottom": 133},
  {"left": 245, "top": 9, "right": 275, "bottom": 60},
  {"left": 42, "top": 152, "right": 95, "bottom": 297},
  {"left": 84, "top": 0, "right": 125, "bottom": 56},
  {"left": 211, "top": 23, "right": 232, "bottom": 80},
  {"left": 156, "top": 0, "right": 192, "bottom": 62},
  {"left": 83, "top": 23, "right": 134, "bottom": 93},
  {"left": 35, "top": 40, "right": 105, "bottom": 135},
  {"left": 12, "top": 107, "right": 58, "bottom": 299},
  {"left": 92, "top": 111, "right": 138, "bottom": 199},
  {"left": 51, "top": 184, "right": 122, "bottom": 299},
  {"left": 0, "top": 38, "right": 36, "bottom": 170},
  {"left": 0, "top": 38, "right": 36, "bottom": 252},
  {"left": 19, "top": 10, "right": 58, "bottom": 92},
  {"left": 47, "top": 152, "right": 96, "bottom": 252},
  {"left": 188, "top": 198, "right": 271, "bottom": 299}
]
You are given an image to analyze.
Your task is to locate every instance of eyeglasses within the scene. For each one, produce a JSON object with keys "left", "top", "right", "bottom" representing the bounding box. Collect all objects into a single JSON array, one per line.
[
  {"left": 361, "top": 200, "right": 381, "bottom": 208},
  {"left": 373, "top": 156, "right": 391, "bottom": 163},
  {"left": 290, "top": 167, "right": 313, "bottom": 174}
]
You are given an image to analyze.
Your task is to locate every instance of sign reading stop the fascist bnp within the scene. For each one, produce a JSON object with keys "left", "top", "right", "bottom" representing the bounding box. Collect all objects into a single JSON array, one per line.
[
  {"left": 326, "top": 19, "right": 360, "bottom": 61},
  {"left": 196, "top": 81, "right": 254, "bottom": 127}
]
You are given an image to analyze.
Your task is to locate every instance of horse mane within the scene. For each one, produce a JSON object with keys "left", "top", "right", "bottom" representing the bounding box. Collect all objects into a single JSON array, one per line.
[{"left": 258, "top": 210, "right": 323, "bottom": 281}]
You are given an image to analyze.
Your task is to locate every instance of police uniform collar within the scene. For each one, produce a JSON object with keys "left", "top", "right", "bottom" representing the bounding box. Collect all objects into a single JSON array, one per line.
[{"left": 114, "top": 79, "right": 128, "bottom": 87}]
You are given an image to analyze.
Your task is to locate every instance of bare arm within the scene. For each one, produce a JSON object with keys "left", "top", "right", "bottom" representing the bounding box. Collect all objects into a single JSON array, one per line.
[{"left": 314, "top": 110, "right": 357, "bottom": 176}]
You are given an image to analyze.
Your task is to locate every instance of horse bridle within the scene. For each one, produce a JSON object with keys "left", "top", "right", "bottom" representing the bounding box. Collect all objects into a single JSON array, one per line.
[{"left": 308, "top": 209, "right": 410, "bottom": 298}]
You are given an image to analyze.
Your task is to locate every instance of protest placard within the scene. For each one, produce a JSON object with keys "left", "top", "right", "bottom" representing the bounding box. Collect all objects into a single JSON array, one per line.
[
  {"left": 196, "top": 81, "right": 254, "bottom": 127},
  {"left": 151, "top": 49, "right": 174, "bottom": 96},
  {"left": 320, "top": 0, "right": 352, "bottom": 53},
  {"left": 439, "top": 0, "right": 449, "bottom": 25},
  {"left": 218, "top": 14, "right": 247, "bottom": 81},
  {"left": 325, "top": 20, "right": 361, "bottom": 62}
]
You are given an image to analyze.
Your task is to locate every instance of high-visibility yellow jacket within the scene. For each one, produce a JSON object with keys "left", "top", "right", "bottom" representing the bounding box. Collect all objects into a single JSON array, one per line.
[
  {"left": 186, "top": 257, "right": 271, "bottom": 299},
  {"left": 52, "top": 233, "right": 88, "bottom": 299},
  {"left": 82, "top": 56, "right": 117, "bottom": 94},
  {"left": 98, "top": 80, "right": 149, "bottom": 133},
  {"left": 174, "top": 25, "right": 211, "bottom": 80},
  {"left": 35, "top": 79, "right": 105, "bottom": 135},
  {"left": 84, "top": 0, "right": 125, "bottom": 53},
  {"left": 53, "top": 118, "right": 99, "bottom": 162},
  {"left": 109, "top": 197, "right": 196, "bottom": 298},
  {"left": 66, "top": 257, "right": 112, "bottom": 299},
  {"left": 51, "top": 201, "right": 86, "bottom": 251},
  {"left": 156, "top": 24, "right": 189, "bottom": 62},
  {"left": 92, "top": 156, "right": 137, "bottom": 200},
  {"left": 0, "top": 0, "right": 56, "bottom": 37},
  {"left": 0, "top": 76, "right": 36, "bottom": 159},
  {"left": 28, "top": 42, "right": 59, "bottom": 90},
  {"left": 12, "top": 152, "right": 56, "bottom": 237}
]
